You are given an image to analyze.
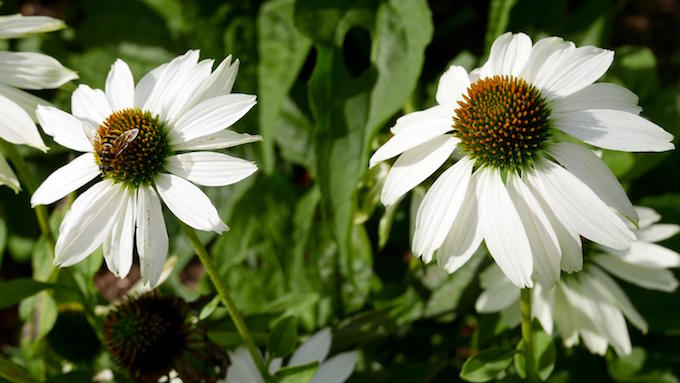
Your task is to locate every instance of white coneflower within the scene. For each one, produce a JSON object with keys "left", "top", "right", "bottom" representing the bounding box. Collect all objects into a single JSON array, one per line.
[
  {"left": 370, "top": 32, "right": 674, "bottom": 288},
  {"left": 226, "top": 328, "right": 359, "bottom": 383},
  {"left": 475, "top": 206, "right": 680, "bottom": 355},
  {"left": 0, "top": 13, "right": 76, "bottom": 191},
  {"left": 32, "top": 51, "right": 261, "bottom": 286}
]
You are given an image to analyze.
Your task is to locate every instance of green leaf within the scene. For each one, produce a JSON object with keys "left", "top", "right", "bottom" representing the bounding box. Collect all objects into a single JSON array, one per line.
[
  {"left": 514, "top": 329, "right": 556, "bottom": 381},
  {"left": 19, "top": 291, "right": 58, "bottom": 342},
  {"left": 0, "top": 278, "right": 68, "bottom": 309},
  {"left": 257, "top": 0, "right": 312, "bottom": 173},
  {"left": 484, "top": 0, "right": 517, "bottom": 52},
  {"left": 607, "top": 347, "right": 646, "bottom": 379},
  {"left": 0, "top": 216, "right": 6, "bottom": 268},
  {"left": 267, "top": 316, "right": 298, "bottom": 358},
  {"left": 460, "top": 348, "right": 517, "bottom": 382},
  {"left": 0, "top": 355, "right": 34, "bottom": 383},
  {"left": 294, "top": 0, "right": 346, "bottom": 43},
  {"left": 199, "top": 295, "right": 221, "bottom": 320},
  {"left": 274, "top": 361, "right": 319, "bottom": 383}
]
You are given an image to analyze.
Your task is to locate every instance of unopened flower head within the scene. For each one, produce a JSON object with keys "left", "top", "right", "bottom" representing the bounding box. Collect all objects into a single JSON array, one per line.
[
  {"left": 0, "top": 14, "right": 76, "bottom": 191},
  {"left": 226, "top": 328, "right": 359, "bottom": 383},
  {"left": 475, "top": 206, "right": 680, "bottom": 356},
  {"left": 32, "top": 51, "right": 261, "bottom": 286},
  {"left": 370, "top": 32, "right": 674, "bottom": 288}
]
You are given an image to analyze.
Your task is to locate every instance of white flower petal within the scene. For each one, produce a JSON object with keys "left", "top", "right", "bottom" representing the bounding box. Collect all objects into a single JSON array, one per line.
[
  {"left": 142, "top": 50, "right": 200, "bottom": 118},
  {"left": 604, "top": 241, "right": 680, "bottom": 268},
  {"left": 31, "top": 153, "right": 99, "bottom": 206},
  {"left": 506, "top": 173, "right": 561, "bottom": 288},
  {"left": 0, "top": 51, "right": 76, "bottom": 89},
  {"left": 592, "top": 254, "right": 678, "bottom": 292},
  {"left": 155, "top": 173, "right": 228, "bottom": 233},
  {"left": 389, "top": 104, "right": 451, "bottom": 135},
  {"left": 479, "top": 32, "right": 532, "bottom": 78},
  {"left": 477, "top": 167, "right": 533, "bottom": 288},
  {"left": 521, "top": 37, "right": 572, "bottom": 83},
  {"left": 437, "top": 175, "right": 484, "bottom": 273},
  {"left": 380, "top": 136, "right": 457, "bottom": 206},
  {"left": 72, "top": 84, "right": 112, "bottom": 127},
  {"left": 55, "top": 181, "right": 125, "bottom": 267},
  {"left": 165, "top": 152, "right": 258, "bottom": 187},
  {"left": 580, "top": 330, "right": 609, "bottom": 356},
  {"left": 0, "top": 152, "right": 20, "bottom": 192},
  {"left": 0, "top": 92, "right": 46, "bottom": 150},
  {"left": 550, "top": 83, "right": 642, "bottom": 115},
  {"left": 636, "top": 206, "right": 660, "bottom": 228},
  {"left": 136, "top": 186, "right": 169, "bottom": 287},
  {"left": 532, "top": 45, "right": 613, "bottom": 98},
  {"left": 105, "top": 59, "right": 135, "bottom": 111},
  {"left": 552, "top": 286, "right": 579, "bottom": 345},
  {"left": 171, "top": 130, "right": 262, "bottom": 151},
  {"left": 549, "top": 142, "right": 637, "bottom": 222},
  {"left": 532, "top": 285, "right": 555, "bottom": 334},
  {"left": 134, "top": 63, "right": 166, "bottom": 108},
  {"left": 103, "top": 188, "right": 136, "bottom": 279},
  {"left": 226, "top": 347, "right": 265, "bottom": 383},
  {"left": 552, "top": 109, "right": 673, "bottom": 152},
  {"left": 165, "top": 59, "right": 214, "bottom": 124},
  {"left": 636, "top": 223, "right": 680, "bottom": 243},
  {"left": 0, "top": 83, "right": 51, "bottom": 121},
  {"left": 311, "top": 352, "right": 359, "bottom": 383},
  {"left": 475, "top": 264, "right": 520, "bottom": 312},
  {"left": 36, "top": 105, "right": 92, "bottom": 152},
  {"left": 527, "top": 160, "right": 634, "bottom": 250},
  {"left": 412, "top": 156, "right": 473, "bottom": 258},
  {"left": 184, "top": 56, "right": 239, "bottom": 111},
  {"left": 0, "top": 14, "right": 64, "bottom": 39},
  {"left": 586, "top": 265, "right": 647, "bottom": 332},
  {"left": 169, "top": 94, "right": 257, "bottom": 145},
  {"left": 290, "top": 328, "right": 332, "bottom": 366},
  {"left": 435, "top": 65, "right": 470, "bottom": 106}
]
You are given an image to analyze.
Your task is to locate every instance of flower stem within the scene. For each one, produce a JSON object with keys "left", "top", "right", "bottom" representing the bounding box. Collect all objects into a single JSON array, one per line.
[
  {"left": 181, "top": 224, "right": 270, "bottom": 380},
  {"left": 520, "top": 288, "right": 538, "bottom": 382},
  {"left": 0, "top": 141, "right": 55, "bottom": 250}
]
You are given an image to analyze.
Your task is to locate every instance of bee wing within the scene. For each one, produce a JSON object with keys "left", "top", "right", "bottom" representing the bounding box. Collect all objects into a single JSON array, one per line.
[{"left": 112, "top": 129, "right": 140, "bottom": 157}]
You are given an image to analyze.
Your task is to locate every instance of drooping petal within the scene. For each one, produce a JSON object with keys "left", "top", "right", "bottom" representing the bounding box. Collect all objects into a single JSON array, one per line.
[
  {"left": 636, "top": 206, "right": 660, "bottom": 228},
  {"left": 550, "top": 83, "right": 642, "bottom": 115},
  {"left": 54, "top": 181, "right": 125, "bottom": 267},
  {"left": 548, "top": 142, "right": 637, "bottom": 222},
  {"left": 311, "top": 352, "right": 360, "bottom": 383},
  {"left": 527, "top": 159, "right": 635, "bottom": 250},
  {"left": 36, "top": 105, "right": 92, "bottom": 152},
  {"left": 532, "top": 45, "right": 613, "bottom": 98},
  {"left": 437, "top": 175, "right": 483, "bottom": 273},
  {"left": 171, "top": 130, "right": 262, "bottom": 151},
  {"left": 636, "top": 223, "right": 680, "bottom": 243},
  {"left": 586, "top": 265, "right": 647, "bottom": 332},
  {"left": 0, "top": 152, "right": 20, "bottom": 192},
  {"left": 479, "top": 32, "right": 532, "bottom": 78},
  {"left": 72, "top": 84, "right": 112, "bottom": 127},
  {"left": 136, "top": 186, "right": 169, "bottom": 287},
  {"left": 592, "top": 254, "right": 678, "bottom": 292},
  {"left": 552, "top": 286, "right": 579, "bottom": 346},
  {"left": 532, "top": 285, "right": 555, "bottom": 334},
  {"left": 475, "top": 264, "right": 520, "bottom": 312},
  {"left": 603, "top": 241, "right": 680, "bottom": 268},
  {"left": 226, "top": 347, "right": 265, "bottom": 383},
  {"left": 103, "top": 188, "right": 136, "bottom": 279},
  {"left": 31, "top": 153, "right": 99, "bottom": 206},
  {"left": 412, "top": 156, "right": 474, "bottom": 259},
  {"left": 506, "top": 173, "right": 561, "bottom": 288},
  {"left": 165, "top": 152, "right": 258, "bottom": 187},
  {"left": 0, "top": 14, "right": 64, "bottom": 39},
  {"left": 435, "top": 65, "right": 470, "bottom": 106},
  {"left": 169, "top": 94, "right": 257, "bottom": 145},
  {"left": 380, "top": 136, "right": 457, "bottom": 206},
  {"left": 105, "top": 59, "right": 135, "bottom": 111},
  {"left": 552, "top": 109, "right": 673, "bottom": 152},
  {"left": 0, "top": 83, "right": 50, "bottom": 121},
  {"left": 290, "top": 328, "right": 332, "bottom": 366},
  {"left": 0, "top": 51, "right": 76, "bottom": 89},
  {"left": 477, "top": 167, "right": 533, "bottom": 288},
  {"left": 155, "top": 173, "right": 228, "bottom": 233},
  {"left": 0, "top": 92, "right": 46, "bottom": 150}
]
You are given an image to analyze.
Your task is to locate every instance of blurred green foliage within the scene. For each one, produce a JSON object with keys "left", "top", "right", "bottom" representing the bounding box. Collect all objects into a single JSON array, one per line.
[{"left": 0, "top": 0, "right": 678, "bottom": 382}]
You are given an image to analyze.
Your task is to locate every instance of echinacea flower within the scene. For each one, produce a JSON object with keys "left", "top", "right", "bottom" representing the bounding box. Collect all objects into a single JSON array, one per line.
[
  {"left": 0, "top": 13, "right": 76, "bottom": 191},
  {"left": 226, "top": 328, "right": 359, "bottom": 383},
  {"left": 370, "top": 32, "right": 674, "bottom": 288},
  {"left": 475, "top": 206, "right": 680, "bottom": 355},
  {"left": 32, "top": 51, "right": 261, "bottom": 286}
]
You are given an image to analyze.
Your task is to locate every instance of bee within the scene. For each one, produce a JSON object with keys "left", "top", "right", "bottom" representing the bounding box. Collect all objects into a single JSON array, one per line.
[{"left": 95, "top": 128, "right": 140, "bottom": 172}]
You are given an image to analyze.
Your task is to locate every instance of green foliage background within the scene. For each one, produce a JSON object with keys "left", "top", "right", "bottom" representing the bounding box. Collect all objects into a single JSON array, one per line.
[{"left": 0, "top": 0, "right": 679, "bottom": 382}]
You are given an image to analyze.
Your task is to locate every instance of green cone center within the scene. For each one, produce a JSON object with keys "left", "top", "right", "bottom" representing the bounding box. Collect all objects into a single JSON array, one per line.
[
  {"left": 94, "top": 108, "right": 169, "bottom": 186},
  {"left": 453, "top": 75, "right": 550, "bottom": 170}
]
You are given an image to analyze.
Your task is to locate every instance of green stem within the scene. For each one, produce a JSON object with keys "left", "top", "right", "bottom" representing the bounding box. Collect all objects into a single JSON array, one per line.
[
  {"left": 0, "top": 141, "right": 55, "bottom": 250},
  {"left": 520, "top": 288, "right": 538, "bottom": 382},
  {"left": 181, "top": 224, "right": 271, "bottom": 381}
]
